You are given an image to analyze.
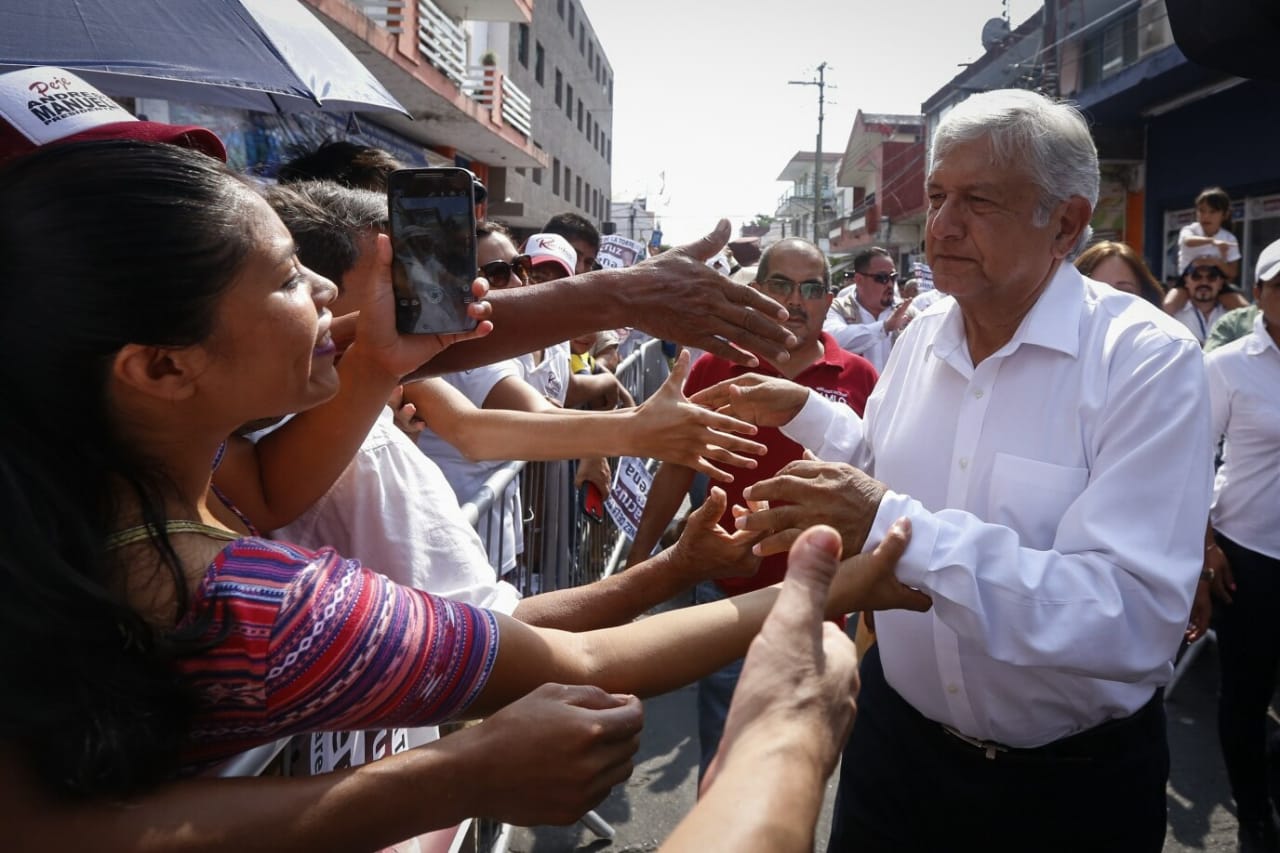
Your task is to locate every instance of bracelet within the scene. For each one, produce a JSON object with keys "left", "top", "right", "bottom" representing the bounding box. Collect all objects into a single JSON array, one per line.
[{"left": 1200, "top": 568, "right": 1215, "bottom": 583}]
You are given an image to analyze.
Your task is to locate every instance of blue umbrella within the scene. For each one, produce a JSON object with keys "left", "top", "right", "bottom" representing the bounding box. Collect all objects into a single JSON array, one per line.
[{"left": 0, "top": 0, "right": 407, "bottom": 115}]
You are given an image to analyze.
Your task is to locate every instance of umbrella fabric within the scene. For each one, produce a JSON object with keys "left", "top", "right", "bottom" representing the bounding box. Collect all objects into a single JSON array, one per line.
[{"left": 0, "top": 0, "right": 407, "bottom": 115}]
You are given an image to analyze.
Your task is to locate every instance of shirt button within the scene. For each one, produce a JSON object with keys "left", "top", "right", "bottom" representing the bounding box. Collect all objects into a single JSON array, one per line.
[
  {"left": 946, "top": 684, "right": 959, "bottom": 695},
  {"left": 958, "top": 457, "right": 969, "bottom": 470},
  {"left": 973, "top": 389, "right": 984, "bottom": 399}
]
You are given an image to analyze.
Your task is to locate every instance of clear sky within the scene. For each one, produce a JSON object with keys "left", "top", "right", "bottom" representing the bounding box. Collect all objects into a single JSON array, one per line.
[{"left": 582, "top": 0, "right": 1041, "bottom": 245}]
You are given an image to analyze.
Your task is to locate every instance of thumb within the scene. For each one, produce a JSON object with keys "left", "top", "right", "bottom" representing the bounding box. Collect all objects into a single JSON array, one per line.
[
  {"left": 555, "top": 683, "right": 629, "bottom": 710},
  {"left": 691, "top": 485, "right": 727, "bottom": 526},
  {"left": 677, "top": 219, "right": 731, "bottom": 262},
  {"left": 773, "top": 525, "right": 844, "bottom": 634},
  {"left": 664, "top": 348, "right": 691, "bottom": 393},
  {"left": 802, "top": 449, "right": 819, "bottom": 462}
]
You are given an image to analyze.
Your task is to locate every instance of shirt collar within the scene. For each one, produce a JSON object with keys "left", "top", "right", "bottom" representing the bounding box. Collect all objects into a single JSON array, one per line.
[
  {"left": 930, "top": 261, "right": 1082, "bottom": 362},
  {"left": 1244, "top": 313, "right": 1280, "bottom": 356},
  {"left": 742, "top": 332, "right": 842, "bottom": 379}
]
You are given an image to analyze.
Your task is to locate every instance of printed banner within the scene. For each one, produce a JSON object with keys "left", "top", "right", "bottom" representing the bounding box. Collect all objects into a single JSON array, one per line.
[
  {"left": 597, "top": 234, "right": 648, "bottom": 269},
  {"left": 605, "top": 456, "right": 653, "bottom": 541}
]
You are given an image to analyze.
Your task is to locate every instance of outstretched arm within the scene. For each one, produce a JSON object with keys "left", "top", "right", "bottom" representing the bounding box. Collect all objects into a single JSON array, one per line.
[
  {"left": 405, "top": 353, "right": 765, "bottom": 480},
  {"left": 664, "top": 526, "right": 860, "bottom": 853},
  {"left": 514, "top": 487, "right": 761, "bottom": 631},
  {"left": 416, "top": 221, "right": 796, "bottom": 376},
  {"left": 1, "top": 684, "right": 641, "bottom": 853}
]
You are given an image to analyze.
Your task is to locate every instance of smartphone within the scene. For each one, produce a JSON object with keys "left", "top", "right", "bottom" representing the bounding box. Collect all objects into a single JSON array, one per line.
[
  {"left": 388, "top": 167, "right": 478, "bottom": 335},
  {"left": 581, "top": 482, "right": 605, "bottom": 524}
]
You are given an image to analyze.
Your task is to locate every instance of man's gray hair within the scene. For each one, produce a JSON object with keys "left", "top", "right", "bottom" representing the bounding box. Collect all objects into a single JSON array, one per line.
[{"left": 931, "top": 89, "right": 1098, "bottom": 256}]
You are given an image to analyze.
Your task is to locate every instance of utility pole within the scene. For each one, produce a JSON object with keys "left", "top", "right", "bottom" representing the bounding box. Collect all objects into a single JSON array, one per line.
[{"left": 790, "top": 62, "right": 827, "bottom": 245}]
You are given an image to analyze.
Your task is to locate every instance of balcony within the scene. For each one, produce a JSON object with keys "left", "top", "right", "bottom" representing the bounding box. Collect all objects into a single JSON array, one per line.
[
  {"left": 432, "top": 0, "right": 530, "bottom": 22},
  {"left": 417, "top": 0, "right": 467, "bottom": 87},
  {"left": 464, "top": 66, "right": 533, "bottom": 138}
]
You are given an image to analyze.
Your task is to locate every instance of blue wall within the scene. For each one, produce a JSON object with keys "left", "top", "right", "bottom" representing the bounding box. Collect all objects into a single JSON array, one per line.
[{"left": 1144, "top": 79, "right": 1280, "bottom": 273}]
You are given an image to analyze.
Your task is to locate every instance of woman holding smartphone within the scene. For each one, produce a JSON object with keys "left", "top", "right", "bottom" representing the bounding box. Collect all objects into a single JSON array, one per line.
[{"left": 0, "top": 141, "right": 923, "bottom": 838}]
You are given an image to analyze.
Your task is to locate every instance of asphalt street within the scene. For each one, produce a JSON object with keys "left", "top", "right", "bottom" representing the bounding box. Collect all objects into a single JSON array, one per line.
[{"left": 509, "top": 609, "right": 1258, "bottom": 853}]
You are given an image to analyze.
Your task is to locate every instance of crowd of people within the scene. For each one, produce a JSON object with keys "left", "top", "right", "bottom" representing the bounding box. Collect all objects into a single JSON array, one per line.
[{"left": 1, "top": 65, "right": 1278, "bottom": 853}]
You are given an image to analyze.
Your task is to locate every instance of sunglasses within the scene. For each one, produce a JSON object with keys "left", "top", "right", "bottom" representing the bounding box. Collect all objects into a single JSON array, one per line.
[
  {"left": 761, "top": 276, "right": 829, "bottom": 300},
  {"left": 859, "top": 271, "right": 900, "bottom": 286},
  {"left": 1187, "top": 266, "right": 1224, "bottom": 282},
  {"left": 479, "top": 255, "right": 531, "bottom": 288}
]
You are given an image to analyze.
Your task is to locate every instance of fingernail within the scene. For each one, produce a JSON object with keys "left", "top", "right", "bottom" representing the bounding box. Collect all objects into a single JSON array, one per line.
[{"left": 735, "top": 516, "right": 748, "bottom": 530}]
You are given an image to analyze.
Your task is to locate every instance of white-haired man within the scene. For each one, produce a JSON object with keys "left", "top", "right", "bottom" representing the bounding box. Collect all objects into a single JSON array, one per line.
[{"left": 693, "top": 89, "right": 1210, "bottom": 851}]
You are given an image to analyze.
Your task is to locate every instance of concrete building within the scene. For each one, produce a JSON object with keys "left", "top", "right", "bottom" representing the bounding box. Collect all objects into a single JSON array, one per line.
[
  {"left": 769, "top": 151, "right": 846, "bottom": 250},
  {"left": 486, "top": 0, "right": 615, "bottom": 233},
  {"left": 611, "top": 198, "right": 659, "bottom": 245}
]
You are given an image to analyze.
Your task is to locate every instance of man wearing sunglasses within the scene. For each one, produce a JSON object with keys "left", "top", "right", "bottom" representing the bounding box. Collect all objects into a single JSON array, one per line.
[
  {"left": 625, "top": 237, "right": 878, "bottom": 783},
  {"left": 825, "top": 246, "right": 914, "bottom": 372},
  {"left": 1169, "top": 248, "right": 1231, "bottom": 346}
]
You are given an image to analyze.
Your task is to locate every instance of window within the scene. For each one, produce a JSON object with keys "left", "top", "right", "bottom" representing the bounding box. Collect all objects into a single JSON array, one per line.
[
  {"left": 535, "top": 42, "right": 544, "bottom": 85},
  {"left": 533, "top": 167, "right": 542, "bottom": 186},
  {"left": 1083, "top": 12, "right": 1138, "bottom": 86},
  {"left": 557, "top": 0, "right": 564, "bottom": 18},
  {"left": 576, "top": 175, "right": 582, "bottom": 209},
  {"left": 566, "top": 84, "right": 574, "bottom": 119},
  {"left": 588, "top": 42, "right": 594, "bottom": 70},
  {"left": 515, "top": 167, "right": 526, "bottom": 177},
  {"left": 552, "top": 158, "right": 560, "bottom": 194},
  {"left": 599, "top": 131, "right": 605, "bottom": 157},
  {"left": 586, "top": 113, "right": 592, "bottom": 139},
  {"left": 577, "top": 99, "right": 583, "bottom": 132},
  {"left": 585, "top": 181, "right": 591, "bottom": 213},
  {"left": 564, "top": 167, "right": 572, "bottom": 201},
  {"left": 578, "top": 22, "right": 585, "bottom": 54},
  {"left": 607, "top": 138, "right": 612, "bottom": 164},
  {"left": 607, "top": 76, "right": 613, "bottom": 105},
  {"left": 567, "top": 2, "right": 575, "bottom": 33},
  {"left": 554, "top": 69, "right": 562, "bottom": 105},
  {"left": 517, "top": 24, "right": 529, "bottom": 67}
]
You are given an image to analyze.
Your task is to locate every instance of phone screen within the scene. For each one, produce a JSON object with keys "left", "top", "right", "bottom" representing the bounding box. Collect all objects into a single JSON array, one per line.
[{"left": 389, "top": 168, "right": 478, "bottom": 335}]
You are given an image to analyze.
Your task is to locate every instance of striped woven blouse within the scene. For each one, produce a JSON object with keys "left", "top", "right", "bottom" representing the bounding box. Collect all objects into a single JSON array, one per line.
[{"left": 174, "top": 536, "right": 500, "bottom": 771}]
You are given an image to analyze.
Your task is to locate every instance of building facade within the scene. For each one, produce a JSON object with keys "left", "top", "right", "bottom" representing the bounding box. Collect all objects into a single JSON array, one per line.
[{"left": 489, "top": 0, "right": 615, "bottom": 233}]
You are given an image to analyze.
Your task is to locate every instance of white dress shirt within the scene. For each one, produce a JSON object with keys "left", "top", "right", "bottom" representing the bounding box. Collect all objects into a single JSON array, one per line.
[
  {"left": 783, "top": 263, "right": 1211, "bottom": 747},
  {"left": 1205, "top": 315, "right": 1280, "bottom": 559},
  {"left": 823, "top": 295, "right": 895, "bottom": 373},
  {"left": 1172, "top": 300, "right": 1227, "bottom": 345}
]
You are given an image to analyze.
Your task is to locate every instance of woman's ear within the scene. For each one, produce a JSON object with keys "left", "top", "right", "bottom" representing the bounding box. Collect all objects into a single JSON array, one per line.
[{"left": 111, "top": 343, "right": 207, "bottom": 401}]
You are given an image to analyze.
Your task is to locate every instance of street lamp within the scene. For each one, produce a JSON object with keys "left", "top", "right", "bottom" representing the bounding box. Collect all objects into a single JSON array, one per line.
[{"left": 789, "top": 62, "right": 828, "bottom": 246}]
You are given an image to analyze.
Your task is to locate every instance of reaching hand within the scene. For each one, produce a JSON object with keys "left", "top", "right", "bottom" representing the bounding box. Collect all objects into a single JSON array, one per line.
[
  {"left": 687, "top": 373, "right": 810, "bottom": 429},
  {"left": 885, "top": 297, "right": 914, "bottom": 333},
  {"left": 669, "top": 487, "right": 763, "bottom": 581},
  {"left": 829, "top": 517, "right": 932, "bottom": 614},
  {"left": 350, "top": 234, "right": 494, "bottom": 379},
  {"left": 631, "top": 350, "right": 767, "bottom": 481},
  {"left": 739, "top": 456, "right": 887, "bottom": 557},
  {"left": 1207, "top": 541, "right": 1235, "bottom": 604},
  {"left": 574, "top": 455, "right": 612, "bottom": 498},
  {"left": 388, "top": 384, "right": 426, "bottom": 439},
  {"left": 621, "top": 220, "right": 797, "bottom": 368},
  {"left": 464, "top": 683, "right": 643, "bottom": 826},
  {"left": 701, "top": 525, "right": 859, "bottom": 794}
]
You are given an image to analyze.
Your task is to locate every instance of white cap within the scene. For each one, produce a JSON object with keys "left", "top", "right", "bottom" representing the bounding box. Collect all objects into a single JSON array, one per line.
[
  {"left": 524, "top": 232, "right": 577, "bottom": 278},
  {"left": 1257, "top": 238, "right": 1280, "bottom": 283},
  {"left": 1178, "top": 241, "right": 1224, "bottom": 274}
]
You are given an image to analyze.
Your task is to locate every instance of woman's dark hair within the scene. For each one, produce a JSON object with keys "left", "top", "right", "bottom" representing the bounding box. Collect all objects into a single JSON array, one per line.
[
  {"left": 1195, "top": 186, "right": 1235, "bottom": 234},
  {"left": 0, "top": 140, "right": 254, "bottom": 796}
]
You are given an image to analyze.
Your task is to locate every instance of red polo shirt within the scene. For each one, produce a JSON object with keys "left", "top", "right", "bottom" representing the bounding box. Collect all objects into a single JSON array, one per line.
[{"left": 684, "top": 333, "right": 878, "bottom": 595}]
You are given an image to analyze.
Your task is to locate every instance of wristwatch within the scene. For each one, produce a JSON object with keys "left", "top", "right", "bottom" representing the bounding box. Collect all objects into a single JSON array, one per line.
[{"left": 1200, "top": 567, "right": 1216, "bottom": 583}]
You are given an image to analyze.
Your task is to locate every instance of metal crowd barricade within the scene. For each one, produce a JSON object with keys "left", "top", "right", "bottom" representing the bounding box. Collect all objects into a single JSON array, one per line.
[{"left": 211, "top": 336, "right": 672, "bottom": 852}]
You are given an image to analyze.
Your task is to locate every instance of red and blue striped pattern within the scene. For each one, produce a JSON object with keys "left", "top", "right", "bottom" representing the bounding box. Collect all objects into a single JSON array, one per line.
[{"left": 175, "top": 538, "right": 499, "bottom": 771}]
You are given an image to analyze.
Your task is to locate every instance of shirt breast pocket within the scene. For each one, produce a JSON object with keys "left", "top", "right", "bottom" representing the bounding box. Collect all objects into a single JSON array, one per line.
[{"left": 988, "top": 453, "right": 1089, "bottom": 550}]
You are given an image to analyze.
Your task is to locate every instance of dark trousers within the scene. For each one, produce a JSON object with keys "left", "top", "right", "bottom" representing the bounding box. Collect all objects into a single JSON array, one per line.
[
  {"left": 1215, "top": 532, "right": 1280, "bottom": 822},
  {"left": 827, "top": 645, "right": 1169, "bottom": 853}
]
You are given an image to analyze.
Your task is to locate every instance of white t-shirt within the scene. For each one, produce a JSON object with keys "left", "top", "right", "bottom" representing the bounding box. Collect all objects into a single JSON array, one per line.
[
  {"left": 1178, "top": 222, "right": 1240, "bottom": 272},
  {"left": 415, "top": 360, "right": 526, "bottom": 573},
  {"left": 517, "top": 341, "right": 572, "bottom": 405}
]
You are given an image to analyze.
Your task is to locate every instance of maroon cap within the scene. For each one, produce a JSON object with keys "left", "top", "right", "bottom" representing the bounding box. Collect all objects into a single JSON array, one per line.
[{"left": 0, "top": 66, "right": 226, "bottom": 165}]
